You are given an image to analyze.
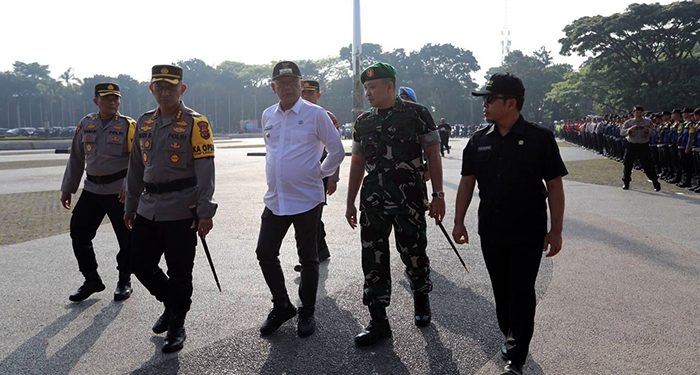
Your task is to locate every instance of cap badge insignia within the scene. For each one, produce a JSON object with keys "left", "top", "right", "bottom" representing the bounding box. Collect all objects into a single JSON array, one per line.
[
  {"left": 366, "top": 68, "right": 374, "bottom": 77},
  {"left": 107, "top": 84, "right": 114, "bottom": 90},
  {"left": 161, "top": 67, "right": 169, "bottom": 74}
]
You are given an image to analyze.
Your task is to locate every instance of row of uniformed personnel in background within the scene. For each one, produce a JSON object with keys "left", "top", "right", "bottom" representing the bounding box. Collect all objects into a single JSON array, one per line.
[{"left": 558, "top": 106, "right": 700, "bottom": 192}]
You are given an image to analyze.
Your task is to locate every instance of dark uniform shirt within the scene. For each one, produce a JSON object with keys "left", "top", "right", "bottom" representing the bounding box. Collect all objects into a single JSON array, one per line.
[
  {"left": 461, "top": 116, "right": 568, "bottom": 243},
  {"left": 352, "top": 98, "right": 440, "bottom": 214}
]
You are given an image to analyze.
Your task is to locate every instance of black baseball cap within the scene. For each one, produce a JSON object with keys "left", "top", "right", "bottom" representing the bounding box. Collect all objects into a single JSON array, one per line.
[
  {"left": 661, "top": 111, "right": 671, "bottom": 116},
  {"left": 672, "top": 108, "right": 682, "bottom": 114},
  {"left": 683, "top": 107, "right": 694, "bottom": 113},
  {"left": 472, "top": 73, "right": 525, "bottom": 98},
  {"left": 272, "top": 61, "right": 301, "bottom": 80},
  {"left": 94, "top": 83, "right": 120, "bottom": 97},
  {"left": 633, "top": 105, "right": 644, "bottom": 112}
]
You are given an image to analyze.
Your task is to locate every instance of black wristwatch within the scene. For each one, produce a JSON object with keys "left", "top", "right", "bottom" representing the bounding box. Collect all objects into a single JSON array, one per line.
[{"left": 431, "top": 191, "right": 445, "bottom": 199}]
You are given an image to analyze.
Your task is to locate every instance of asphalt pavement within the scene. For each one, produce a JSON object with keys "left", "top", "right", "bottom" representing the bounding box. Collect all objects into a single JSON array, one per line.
[{"left": 0, "top": 138, "right": 697, "bottom": 375}]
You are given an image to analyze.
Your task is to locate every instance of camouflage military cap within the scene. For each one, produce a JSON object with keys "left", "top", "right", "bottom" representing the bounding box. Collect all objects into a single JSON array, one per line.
[{"left": 361, "top": 62, "right": 396, "bottom": 84}]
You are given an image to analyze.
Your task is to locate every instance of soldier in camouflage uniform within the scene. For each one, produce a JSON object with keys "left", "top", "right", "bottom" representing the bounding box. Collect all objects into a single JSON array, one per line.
[
  {"left": 345, "top": 62, "right": 444, "bottom": 346},
  {"left": 124, "top": 65, "right": 217, "bottom": 353},
  {"left": 60, "top": 83, "right": 136, "bottom": 303}
]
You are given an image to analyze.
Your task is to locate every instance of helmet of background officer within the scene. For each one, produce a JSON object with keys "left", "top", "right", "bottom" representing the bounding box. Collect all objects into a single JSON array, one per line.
[
  {"left": 271, "top": 61, "right": 302, "bottom": 109},
  {"left": 93, "top": 83, "right": 121, "bottom": 118},
  {"left": 671, "top": 108, "right": 682, "bottom": 122},
  {"left": 471, "top": 72, "right": 525, "bottom": 124},
  {"left": 301, "top": 80, "right": 321, "bottom": 104},
  {"left": 661, "top": 110, "right": 671, "bottom": 123},
  {"left": 361, "top": 62, "right": 396, "bottom": 109},
  {"left": 398, "top": 86, "right": 417, "bottom": 102},
  {"left": 683, "top": 107, "right": 694, "bottom": 121},
  {"left": 149, "top": 65, "right": 187, "bottom": 112}
]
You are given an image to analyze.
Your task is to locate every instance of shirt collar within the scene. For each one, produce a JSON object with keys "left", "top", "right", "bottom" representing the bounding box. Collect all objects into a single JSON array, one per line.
[
  {"left": 275, "top": 97, "right": 304, "bottom": 114},
  {"left": 485, "top": 115, "right": 527, "bottom": 136}
]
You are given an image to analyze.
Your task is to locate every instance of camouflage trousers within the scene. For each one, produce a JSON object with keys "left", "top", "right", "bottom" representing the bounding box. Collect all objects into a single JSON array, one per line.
[{"left": 360, "top": 209, "right": 432, "bottom": 307}]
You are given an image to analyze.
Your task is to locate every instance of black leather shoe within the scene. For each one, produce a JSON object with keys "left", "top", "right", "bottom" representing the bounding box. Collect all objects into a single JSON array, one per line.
[
  {"left": 114, "top": 281, "right": 132, "bottom": 301},
  {"left": 297, "top": 307, "right": 316, "bottom": 337},
  {"left": 69, "top": 279, "right": 105, "bottom": 302},
  {"left": 152, "top": 308, "right": 171, "bottom": 334},
  {"left": 354, "top": 319, "right": 392, "bottom": 346},
  {"left": 260, "top": 304, "right": 297, "bottom": 336},
  {"left": 502, "top": 360, "right": 524, "bottom": 375},
  {"left": 162, "top": 326, "right": 186, "bottom": 353},
  {"left": 621, "top": 182, "right": 630, "bottom": 190},
  {"left": 653, "top": 180, "right": 661, "bottom": 192},
  {"left": 500, "top": 343, "right": 508, "bottom": 361},
  {"left": 413, "top": 294, "right": 431, "bottom": 327}
]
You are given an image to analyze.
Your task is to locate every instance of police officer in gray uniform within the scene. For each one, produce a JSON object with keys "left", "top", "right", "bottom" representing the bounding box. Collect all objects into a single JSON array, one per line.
[
  {"left": 61, "top": 83, "right": 136, "bottom": 302},
  {"left": 124, "top": 65, "right": 217, "bottom": 353}
]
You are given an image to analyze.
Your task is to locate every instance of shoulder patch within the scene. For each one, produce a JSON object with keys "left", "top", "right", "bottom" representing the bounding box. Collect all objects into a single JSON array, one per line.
[{"left": 191, "top": 115, "right": 215, "bottom": 159}]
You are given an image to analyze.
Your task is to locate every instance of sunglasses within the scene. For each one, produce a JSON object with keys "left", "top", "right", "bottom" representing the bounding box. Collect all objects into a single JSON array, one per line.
[{"left": 483, "top": 95, "right": 509, "bottom": 104}]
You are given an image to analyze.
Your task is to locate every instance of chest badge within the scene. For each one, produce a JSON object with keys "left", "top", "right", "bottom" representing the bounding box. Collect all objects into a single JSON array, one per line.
[
  {"left": 111, "top": 135, "right": 121, "bottom": 143},
  {"left": 140, "top": 126, "right": 152, "bottom": 132},
  {"left": 87, "top": 124, "right": 96, "bottom": 129},
  {"left": 170, "top": 142, "right": 181, "bottom": 150},
  {"left": 142, "top": 152, "right": 149, "bottom": 163},
  {"left": 176, "top": 120, "right": 188, "bottom": 127},
  {"left": 144, "top": 119, "right": 155, "bottom": 126},
  {"left": 85, "top": 144, "right": 93, "bottom": 152},
  {"left": 113, "top": 125, "right": 123, "bottom": 131},
  {"left": 170, "top": 154, "right": 180, "bottom": 163},
  {"left": 518, "top": 140, "right": 525, "bottom": 145},
  {"left": 173, "top": 127, "right": 187, "bottom": 133},
  {"left": 143, "top": 140, "right": 152, "bottom": 149}
]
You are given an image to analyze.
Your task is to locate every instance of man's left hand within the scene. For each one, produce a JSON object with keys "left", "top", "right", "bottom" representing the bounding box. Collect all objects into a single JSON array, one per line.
[
  {"left": 327, "top": 180, "right": 337, "bottom": 196},
  {"left": 428, "top": 198, "right": 445, "bottom": 224},
  {"left": 543, "top": 231, "right": 562, "bottom": 257},
  {"left": 192, "top": 218, "right": 213, "bottom": 238}
]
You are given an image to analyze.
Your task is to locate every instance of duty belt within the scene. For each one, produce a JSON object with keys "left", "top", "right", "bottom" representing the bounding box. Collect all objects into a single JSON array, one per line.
[
  {"left": 86, "top": 169, "right": 127, "bottom": 184},
  {"left": 144, "top": 176, "right": 197, "bottom": 194}
]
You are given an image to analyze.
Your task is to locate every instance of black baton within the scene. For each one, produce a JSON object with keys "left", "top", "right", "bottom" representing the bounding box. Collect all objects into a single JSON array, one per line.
[
  {"left": 190, "top": 207, "right": 222, "bottom": 292},
  {"left": 437, "top": 221, "right": 469, "bottom": 273}
]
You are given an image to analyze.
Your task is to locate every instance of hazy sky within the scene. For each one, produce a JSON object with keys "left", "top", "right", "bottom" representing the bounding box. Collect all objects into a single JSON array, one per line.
[{"left": 1, "top": 0, "right": 675, "bottom": 84}]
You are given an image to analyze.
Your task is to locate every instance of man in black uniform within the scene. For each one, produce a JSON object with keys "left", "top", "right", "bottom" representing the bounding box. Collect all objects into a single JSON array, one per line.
[
  {"left": 452, "top": 73, "right": 567, "bottom": 375},
  {"left": 437, "top": 118, "right": 452, "bottom": 156},
  {"left": 124, "top": 65, "right": 217, "bottom": 353},
  {"left": 60, "top": 83, "right": 136, "bottom": 302}
]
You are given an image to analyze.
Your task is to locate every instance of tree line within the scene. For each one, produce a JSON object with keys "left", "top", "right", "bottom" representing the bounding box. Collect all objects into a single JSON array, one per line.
[{"left": 1, "top": 1, "right": 697, "bottom": 133}]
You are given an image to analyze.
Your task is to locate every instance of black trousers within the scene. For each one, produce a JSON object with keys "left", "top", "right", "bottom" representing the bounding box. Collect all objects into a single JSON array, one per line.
[
  {"left": 678, "top": 148, "right": 693, "bottom": 183},
  {"left": 481, "top": 238, "right": 543, "bottom": 366},
  {"left": 318, "top": 179, "right": 330, "bottom": 260},
  {"left": 130, "top": 215, "right": 196, "bottom": 315},
  {"left": 622, "top": 142, "right": 657, "bottom": 183},
  {"left": 439, "top": 134, "right": 450, "bottom": 154},
  {"left": 70, "top": 190, "right": 130, "bottom": 277},
  {"left": 256, "top": 205, "right": 322, "bottom": 309}
]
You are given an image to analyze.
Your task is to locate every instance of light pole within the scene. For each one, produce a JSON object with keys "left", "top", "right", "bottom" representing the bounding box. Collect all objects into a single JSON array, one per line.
[{"left": 352, "top": 0, "right": 364, "bottom": 121}]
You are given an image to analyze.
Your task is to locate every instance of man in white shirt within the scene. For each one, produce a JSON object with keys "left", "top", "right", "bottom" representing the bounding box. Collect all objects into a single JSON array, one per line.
[{"left": 256, "top": 61, "right": 344, "bottom": 338}]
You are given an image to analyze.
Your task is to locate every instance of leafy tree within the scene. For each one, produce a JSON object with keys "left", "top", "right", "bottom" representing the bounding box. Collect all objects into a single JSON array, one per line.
[{"left": 558, "top": 0, "right": 700, "bottom": 111}]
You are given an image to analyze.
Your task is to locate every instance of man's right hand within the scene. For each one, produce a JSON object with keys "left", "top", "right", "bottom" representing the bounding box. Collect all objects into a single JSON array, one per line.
[
  {"left": 123, "top": 212, "right": 135, "bottom": 231},
  {"left": 452, "top": 222, "right": 469, "bottom": 244},
  {"left": 60, "top": 192, "right": 71, "bottom": 209},
  {"left": 345, "top": 204, "right": 358, "bottom": 229}
]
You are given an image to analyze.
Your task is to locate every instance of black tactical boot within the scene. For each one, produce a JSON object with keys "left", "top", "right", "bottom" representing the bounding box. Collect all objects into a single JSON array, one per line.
[
  {"left": 297, "top": 306, "right": 316, "bottom": 337},
  {"left": 652, "top": 180, "right": 661, "bottom": 192},
  {"left": 414, "top": 293, "right": 431, "bottom": 327},
  {"left": 354, "top": 304, "right": 392, "bottom": 346},
  {"left": 162, "top": 314, "right": 186, "bottom": 353},
  {"left": 69, "top": 272, "right": 105, "bottom": 302},
  {"left": 260, "top": 302, "right": 297, "bottom": 336},
  {"left": 114, "top": 272, "right": 132, "bottom": 301},
  {"left": 152, "top": 307, "right": 171, "bottom": 334}
]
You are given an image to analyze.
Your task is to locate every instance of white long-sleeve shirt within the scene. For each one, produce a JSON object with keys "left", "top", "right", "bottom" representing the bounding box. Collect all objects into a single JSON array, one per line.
[{"left": 261, "top": 98, "right": 344, "bottom": 216}]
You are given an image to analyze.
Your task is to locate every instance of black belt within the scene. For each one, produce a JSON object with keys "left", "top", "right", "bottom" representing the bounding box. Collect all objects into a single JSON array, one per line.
[
  {"left": 144, "top": 176, "right": 197, "bottom": 194},
  {"left": 86, "top": 169, "right": 127, "bottom": 184}
]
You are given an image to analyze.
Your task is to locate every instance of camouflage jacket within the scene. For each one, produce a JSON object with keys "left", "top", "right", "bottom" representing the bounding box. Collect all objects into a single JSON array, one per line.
[{"left": 352, "top": 98, "right": 440, "bottom": 214}]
